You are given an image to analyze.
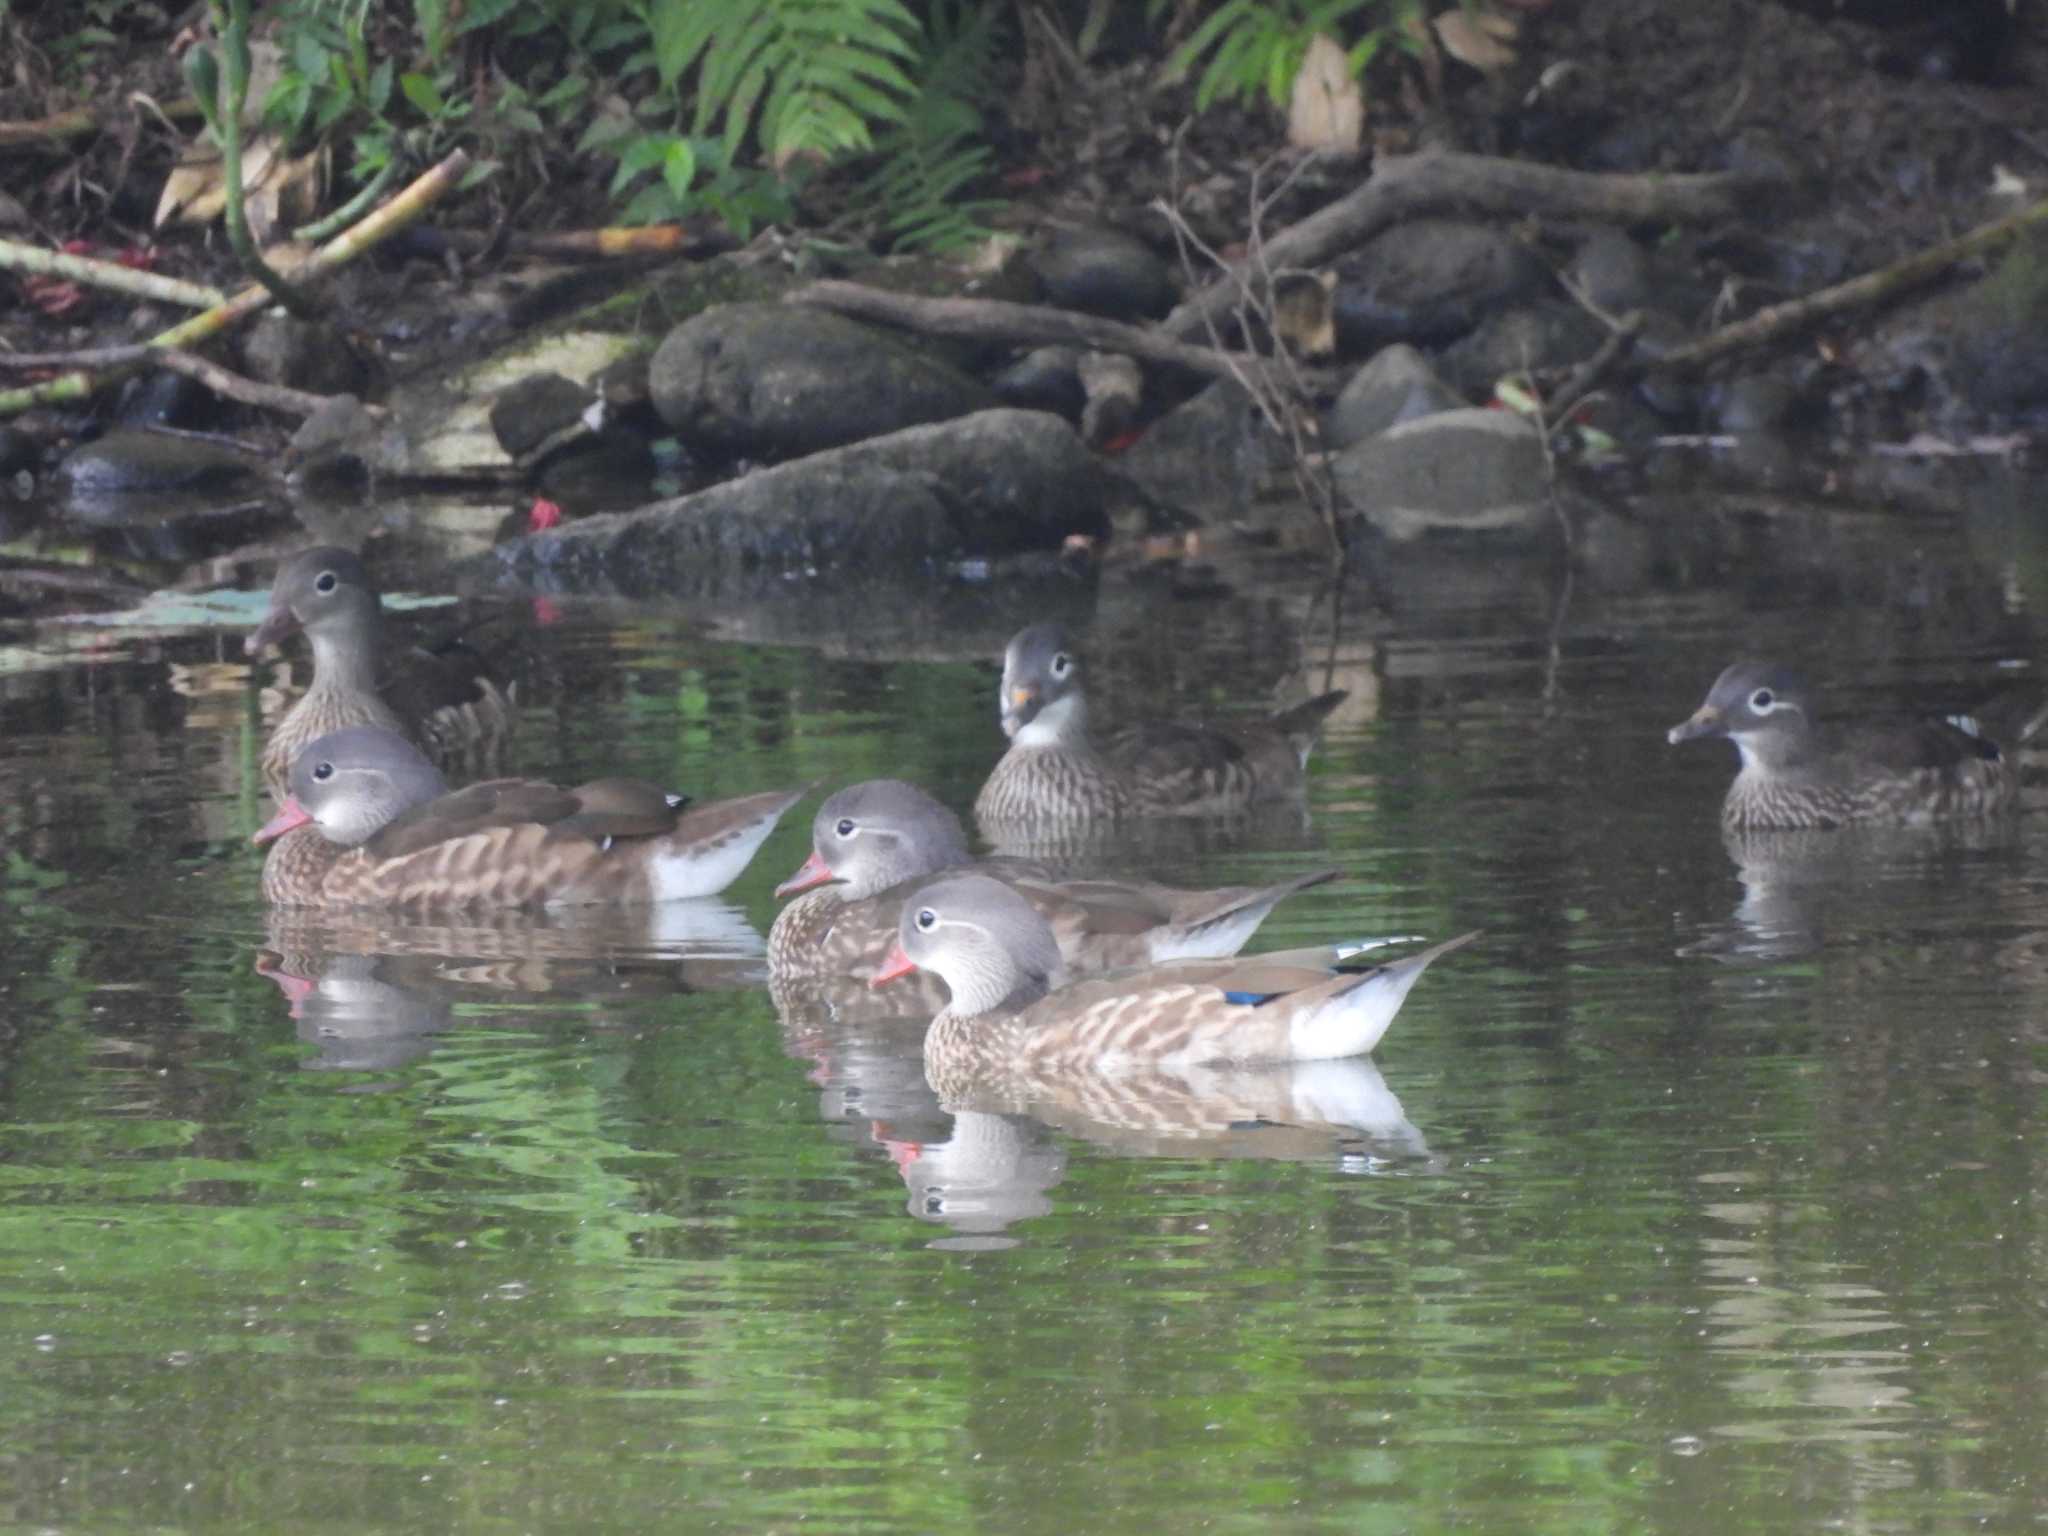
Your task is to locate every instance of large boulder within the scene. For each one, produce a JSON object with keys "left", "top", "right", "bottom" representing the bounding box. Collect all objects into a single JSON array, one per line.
[
  {"left": 482, "top": 408, "right": 1109, "bottom": 594},
  {"left": 1324, "top": 344, "right": 1466, "bottom": 451},
  {"left": 649, "top": 302, "right": 999, "bottom": 460},
  {"left": 1333, "top": 407, "right": 1551, "bottom": 542}
]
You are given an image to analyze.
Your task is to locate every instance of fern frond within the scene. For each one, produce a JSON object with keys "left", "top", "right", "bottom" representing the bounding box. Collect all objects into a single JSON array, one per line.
[{"left": 851, "top": 0, "right": 1005, "bottom": 253}]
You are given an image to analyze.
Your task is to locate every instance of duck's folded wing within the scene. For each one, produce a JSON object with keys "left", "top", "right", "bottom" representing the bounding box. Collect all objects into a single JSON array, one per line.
[{"left": 366, "top": 779, "right": 582, "bottom": 858}]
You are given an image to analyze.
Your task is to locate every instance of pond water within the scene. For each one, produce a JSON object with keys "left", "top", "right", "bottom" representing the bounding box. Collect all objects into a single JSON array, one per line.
[{"left": 5, "top": 475, "right": 2048, "bottom": 1533}]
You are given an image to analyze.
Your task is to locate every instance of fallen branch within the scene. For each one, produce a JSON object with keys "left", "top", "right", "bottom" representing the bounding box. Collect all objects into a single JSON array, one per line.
[
  {"left": 787, "top": 278, "right": 1280, "bottom": 385},
  {"left": 0, "top": 94, "right": 202, "bottom": 150},
  {"left": 1648, "top": 192, "right": 2048, "bottom": 375},
  {"left": 0, "top": 239, "right": 227, "bottom": 309},
  {"left": 440, "top": 223, "right": 735, "bottom": 259},
  {"left": 1163, "top": 149, "right": 1784, "bottom": 342},
  {"left": 154, "top": 349, "right": 328, "bottom": 417},
  {"left": 0, "top": 148, "right": 470, "bottom": 418},
  {"left": 0, "top": 342, "right": 320, "bottom": 414}
]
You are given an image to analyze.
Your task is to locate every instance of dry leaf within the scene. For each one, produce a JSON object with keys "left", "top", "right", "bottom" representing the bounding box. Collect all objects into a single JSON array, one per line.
[
  {"left": 154, "top": 132, "right": 326, "bottom": 239},
  {"left": 1435, "top": 7, "right": 1518, "bottom": 74},
  {"left": 1288, "top": 32, "right": 1363, "bottom": 153}
]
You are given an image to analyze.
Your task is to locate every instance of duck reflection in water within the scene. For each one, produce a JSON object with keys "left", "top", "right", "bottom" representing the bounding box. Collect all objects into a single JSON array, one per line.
[
  {"left": 1682, "top": 820, "right": 2025, "bottom": 965},
  {"left": 257, "top": 898, "right": 770, "bottom": 1070},
  {"left": 776, "top": 966, "right": 1436, "bottom": 1248}
]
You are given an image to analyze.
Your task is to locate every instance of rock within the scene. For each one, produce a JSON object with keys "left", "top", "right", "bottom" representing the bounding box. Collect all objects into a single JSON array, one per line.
[
  {"left": 1435, "top": 302, "right": 1609, "bottom": 399},
  {"left": 55, "top": 430, "right": 264, "bottom": 501},
  {"left": 1332, "top": 219, "right": 1545, "bottom": 354},
  {"left": 1568, "top": 226, "right": 1651, "bottom": 314},
  {"left": 241, "top": 312, "right": 369, "bottom": 396},
  {"left": 489, "top": 372, "right": 596, "bottom": 460},
  {"left": 1857, "top": 234, "right": 2048, "bottom": 429},
  {"left": 533, "top": 431, "right": 658, "bottom": 511},
  {"left": 1325, "top": 344, "right": 1466, "bottom": 451},
  {"left": 482, "top": 408, "right": 1109, "bottom": 594},
  {"left": 1332, "top": 408, "right": 1551, "bottom": 542},
  {"left": 1076, "top": 352, "right": 1142, "bottom": 449},
  {"left": 1029, "top": 225, "right": 1176, "bottom": 320},
  {"left": 1119, "top": 380, "right": 1277, "bottom": 522},
  {"left": 649, "top": 302, "right": 998, "bottom": 460},
  {"left": 284, "top": 395, "right": 410, "bottom": 482},
  {"left": 116, "top": 369, "right": 216, "bottom": 430},
  {"left": 1707, "top": 371, "right": 1803, "bottom": 436},
  {"left": 0, "top": 425, "right": 40, "bottom": 477},
  {"left": 991, "top": 346, "right": 1085, "bottom": 419},
  {"left": 1631, "top": 309, "right": 1700, "bottom": 423}
]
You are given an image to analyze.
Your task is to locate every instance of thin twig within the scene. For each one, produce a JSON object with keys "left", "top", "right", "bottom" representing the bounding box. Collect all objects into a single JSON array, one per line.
[{"left": 1155, "top": 130, "right": 1348, "bottom": 572}]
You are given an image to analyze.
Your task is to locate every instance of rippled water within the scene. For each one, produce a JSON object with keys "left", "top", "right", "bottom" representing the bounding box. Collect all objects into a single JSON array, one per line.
[{"left": 5, "top": 493, "right": 2048, "bottom": 1532}]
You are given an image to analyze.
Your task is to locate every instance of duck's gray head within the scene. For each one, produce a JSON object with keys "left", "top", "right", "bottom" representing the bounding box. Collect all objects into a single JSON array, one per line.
[
  {"left": 254, "top": 726, "right": 449, "bottom": 848},
  {"left": 775, "top": 778, "right": 971, "bottom": 900},
  {"left": 999, "top": 623, "right": 1087, "bottom": 746},
  {"left": 873, "top": 873, "right": 1063, "bottom": 1017}
]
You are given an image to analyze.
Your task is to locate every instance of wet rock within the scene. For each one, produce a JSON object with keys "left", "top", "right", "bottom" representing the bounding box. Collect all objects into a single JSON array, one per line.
[
  {"left": 1333, "top": 408, "right": 1551, "bottom": 542},
  {"left": 1568, "top": 227, "right": 1652, "bottom": 314},
  {"left": 55, "top": 430, "right": 264, "bottom": 501},
  {"left": 1707, "top": 372, "right": 1804, "bottom": 436},
  {"left": 533, "top": 430, "right": 657, "bottom": 511},
  {"left": 241, "top": 312, "right": 370, "bottom": 397},
  {"left": 1697, "top": 228, "right": 1852, "bottom": 297},
  {"left": 116, "top": 369, "right": 215, "bottom": 430},
  {"left": 483, "top": 408, "right": 1108, "bottom": 593},
  {"left": 0, "top": 425, "right": 42, "bottom": 477},
  {"left": 1435, "top": 302, "right": 1608, "bottom": 399},
  {"left": 649, "top": 302, "right": 999, "bottom": 460},
  {"left": 284, "top": 395, "right": 410, "bottom": 486},
  {"left": 489, "top": 372, "right": 596, "bottom": 462},
  {"left": 1631, "top": 310, "right": 1700, "bottom": 423},
  {"left": 991, "top": 346, "right": 1085, "bottom": 420},
  {"left": 1325, "top": 344, "right": 1466, "bottom": 451},
  {"left": 1119, "top": 380, "right": 1277, "bottom": 522},
  {"left": 593, "top": 352, "right": 659, "bottom": 434},
  {"left": 1863, "top": 235, "right": 2048, "bottom": 427},
  {"left": 1332, "top": 219, "right": 1546, "bottom": 355},
  {"left": 1029, "top": 225, "right": 1176, "bottom": 320}
]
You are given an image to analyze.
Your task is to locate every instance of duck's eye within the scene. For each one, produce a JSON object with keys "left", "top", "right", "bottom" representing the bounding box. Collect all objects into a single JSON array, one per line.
[
  {"left": 915, "top": 908, "right": 937, "bottom": 932},
  {"left": 1051, "top": 652, "right": 1071, "bottom": 677},
  {"left": 1750, "top": 688, "right": 1775, "bottom": 711},
  {"left": 314, "top": 570, "right": 338, "bottom": 594},
  {"left": 835, "top": 818, "right": 856, "bottom": 838},
  {"left": 311, "top": 761, "right": 335, "bottom": 782}
]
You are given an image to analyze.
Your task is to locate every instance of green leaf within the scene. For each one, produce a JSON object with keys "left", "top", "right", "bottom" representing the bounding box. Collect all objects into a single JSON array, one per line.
[
  {"left": 182, "top": 45, "right": 222, "bottom": 134},
  {"left": 661, "top": 139, "right": 696, "bottom": 200},
  {"left": 646, "top": 0, "right": 714, "bottom": 90},
  {"left": 455, "top": 0, "right": 522, "bottom": 34},
  {"left": 368, "top": 56, "right": 393, "bottom": 114},
  {"left": 401, "top": 70, "right": 445, "bottom": 118}
]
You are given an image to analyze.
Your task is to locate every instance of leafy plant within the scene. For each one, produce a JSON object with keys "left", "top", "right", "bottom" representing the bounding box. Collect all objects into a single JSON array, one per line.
[
  {"left": 642, "top": 0, "right": 923, "bottom": 167},
  {"left": 853, "top": 0, "right": 1005, "bottom": 252},
  {"left": 1156, "top": 0, "right": 1406, "bottom": 110}
]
